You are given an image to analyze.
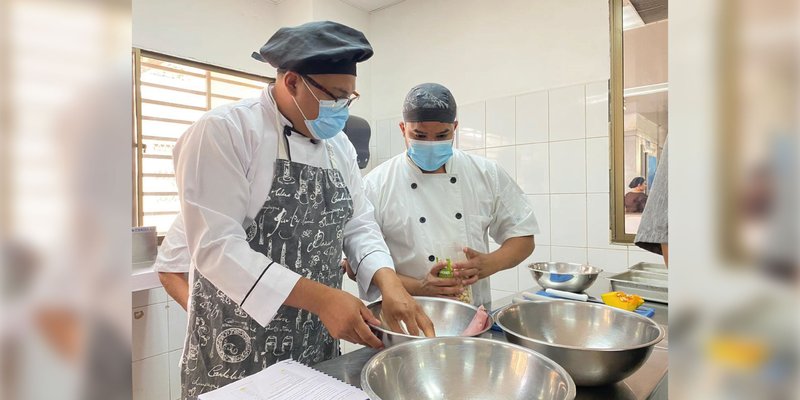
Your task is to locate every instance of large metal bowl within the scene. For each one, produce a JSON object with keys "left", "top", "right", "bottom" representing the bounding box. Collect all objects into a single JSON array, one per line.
[
  {"left": 529, "top": 262, "right": 603, "bottom": 293},
  {"left": 495, "top": 301, "right": 664, "bottom": 386},
  {"left": 361, "top": 337, "right": 576, "bottom": 400},
  {"left": 367, "top": 296, "right": 492, "bottom": 347}
]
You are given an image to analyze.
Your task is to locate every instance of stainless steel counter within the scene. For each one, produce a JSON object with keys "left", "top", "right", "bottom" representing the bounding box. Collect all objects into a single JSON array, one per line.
[{"left": 313, "top": 273, "right": 669, "bottom": 399}]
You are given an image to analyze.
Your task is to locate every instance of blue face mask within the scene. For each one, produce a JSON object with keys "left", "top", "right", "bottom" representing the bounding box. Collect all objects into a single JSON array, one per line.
[
  {"left": 292, "top": 78, "right": 350, "bottom": 140},
  {"left": 407, "top": 139, "right": 454, "bottom": 171}
]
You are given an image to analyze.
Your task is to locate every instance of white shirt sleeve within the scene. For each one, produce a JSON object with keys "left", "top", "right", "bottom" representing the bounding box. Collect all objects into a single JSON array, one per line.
[
  {"left": 489, "top": 163, "right": 540, "bottom": 244},
  {"left": 339, "top": 143, "right": 394, "bottom": 301},
  {"left": 153, "top": 216, "right": 190, "bottom": 273},
  {"left": 174, "top": 115, "right": 300, "bottom": 327}
]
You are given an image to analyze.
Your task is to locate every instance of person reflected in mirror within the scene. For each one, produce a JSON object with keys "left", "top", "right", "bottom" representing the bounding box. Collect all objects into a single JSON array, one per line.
[{"left": 625, "top": 176, "right": 649, "bottom": 213}]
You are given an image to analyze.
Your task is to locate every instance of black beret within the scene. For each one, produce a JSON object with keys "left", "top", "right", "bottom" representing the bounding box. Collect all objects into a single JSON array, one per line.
[
  {"left": 252, "top": 21, "right": 373, "bottom": 76},
  {"left": 402, "top": 83, "right": 457, "bottom": 123}
]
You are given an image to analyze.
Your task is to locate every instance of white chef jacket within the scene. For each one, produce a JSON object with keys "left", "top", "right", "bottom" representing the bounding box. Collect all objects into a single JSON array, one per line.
[
  {"left": 171, "top": 86, "right": 393, "bottom": 327},
  {"left": 152, "top": 217, "right": 190, "bottom": 273},
  {"left": 363, "top": 149, "right": 539, "bottom": 307}
]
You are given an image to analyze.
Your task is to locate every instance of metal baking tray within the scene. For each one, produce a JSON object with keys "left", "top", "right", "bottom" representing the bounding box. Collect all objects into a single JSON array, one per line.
[
  {"left": 628, "top": 262, "right": 668, "bottom": 274},
  {"left": 608, "top": 270, "right": 668, "bottom": 304}
]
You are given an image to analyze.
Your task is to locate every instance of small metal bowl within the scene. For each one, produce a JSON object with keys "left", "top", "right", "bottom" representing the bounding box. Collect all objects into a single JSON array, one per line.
[
  {"left": 361, "top": 337, "right": 576, "bottom": 400},
  {"left": 529, "top": 262, "right": 603, "bottom": 293},
  {"left": 366, "top": 296, "right": 492, "bottom": 347},
  {"left": 495, "top": 301, "right": 664, "bottom": 386}
]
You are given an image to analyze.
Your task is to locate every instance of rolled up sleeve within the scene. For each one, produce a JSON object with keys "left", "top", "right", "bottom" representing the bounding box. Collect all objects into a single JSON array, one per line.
[{"left": 174, "top": 115, "right": 300, "bottom": 327}]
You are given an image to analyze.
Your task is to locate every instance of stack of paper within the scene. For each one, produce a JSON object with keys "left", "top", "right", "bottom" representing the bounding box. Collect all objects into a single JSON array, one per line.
[{"left": 199, "top": 359, "right": 369, "bottom": 400}]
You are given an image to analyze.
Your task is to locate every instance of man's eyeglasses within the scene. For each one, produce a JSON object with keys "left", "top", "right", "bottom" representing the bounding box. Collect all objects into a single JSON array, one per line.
[{"left": 302, "top": 75, "right": 360, "bottom": 108}]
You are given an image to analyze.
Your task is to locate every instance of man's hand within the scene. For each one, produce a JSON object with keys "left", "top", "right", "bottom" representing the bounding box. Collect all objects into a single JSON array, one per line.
[
  {"left": 373, "top": 269, "right": 436, "bottom": 337},
  {"left": 452, "top": 247, "right": 498, "bottom": 284},
  {"left": 316, "top": 288, "right": 384, "bottom": 349},
  {"left": 285, "top": 278, "right": 383, "bottom": 348},
  {"left": 417, "top": 261, "right": 465, "bottom": 298}
]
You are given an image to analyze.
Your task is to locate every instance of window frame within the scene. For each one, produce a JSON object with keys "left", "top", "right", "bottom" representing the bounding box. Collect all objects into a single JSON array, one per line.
[{"left": 132, "top": 48, "right": 275, "bottom": 238}]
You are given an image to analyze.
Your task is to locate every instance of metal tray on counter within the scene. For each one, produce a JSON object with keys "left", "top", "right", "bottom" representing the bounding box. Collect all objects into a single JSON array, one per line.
[
  {"left": 608, "top": 270, "right": 668, "bottom": 304},
  {"left": 628, "top": 262, "right": 668, "bottom": 274}
]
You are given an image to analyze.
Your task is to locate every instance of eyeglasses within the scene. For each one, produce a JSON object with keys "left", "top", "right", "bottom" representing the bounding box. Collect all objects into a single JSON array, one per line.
[{"left": 302, "top": 75, "right": 360, "bottom": 108}]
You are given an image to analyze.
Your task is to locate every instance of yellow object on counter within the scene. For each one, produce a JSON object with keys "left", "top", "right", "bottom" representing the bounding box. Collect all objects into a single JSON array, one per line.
[{"left": 601, "top": 291, "right": 645, "bottom": 311}]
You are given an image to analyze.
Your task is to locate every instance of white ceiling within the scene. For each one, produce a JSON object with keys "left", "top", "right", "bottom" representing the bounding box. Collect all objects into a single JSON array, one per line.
[
  {"left": 267, "top": 0, "right": 407, "bottom": 12},
  {"left": 339, "top": 0, "right": 406, "bottom": 12}
]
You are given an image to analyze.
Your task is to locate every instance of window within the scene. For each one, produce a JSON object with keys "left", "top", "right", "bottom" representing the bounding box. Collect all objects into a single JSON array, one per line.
[{"left": 133, "top": 50, "right": 273, "bottom": 234}]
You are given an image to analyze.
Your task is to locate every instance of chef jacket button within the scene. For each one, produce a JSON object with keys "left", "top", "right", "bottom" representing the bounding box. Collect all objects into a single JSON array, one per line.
[
  {"left": 419, "top": 217, "right": 426, "bottom": 223},
  {"left": 455, "top": 212, "right": 463, "bottom": 219},
  {"left": 411, "top": 183, "right": 418, "bottom": 189},
  {"left": 428, "top": 255, "right": 435, "bottom": 262},
  {"left": 450, "top": 177, "right": 457, "bottom": 184}
]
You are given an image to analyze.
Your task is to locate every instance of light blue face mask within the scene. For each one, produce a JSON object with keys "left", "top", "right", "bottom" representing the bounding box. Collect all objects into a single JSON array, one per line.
[
  {"left": 292, "top": 79, "right": 350, "bottom": 140},
  {"left": 407, "top": 139, "right": 454, "bottom": 171}
]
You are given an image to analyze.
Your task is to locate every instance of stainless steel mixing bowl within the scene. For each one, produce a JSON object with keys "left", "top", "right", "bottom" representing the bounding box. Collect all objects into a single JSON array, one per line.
[
  {"left": 529, "top": 262, "right": 603, "bottom": 293},
  {"left": 495, "top": 301, "right": 664, "bottom": 386},
  {"left": 361, "top": 337, "right": 576, "bottom": 400},
  {"left": 367, "top": 296, "right": 492, "bottom": 347}
]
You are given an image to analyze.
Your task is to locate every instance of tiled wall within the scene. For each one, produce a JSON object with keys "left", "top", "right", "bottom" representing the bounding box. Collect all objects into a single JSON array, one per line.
[
  {"left": 131, "top": 288, "right": 186, "bottom": 400},
  {"left": 363, "top": 80, "right": 665, "bottom": 304}
]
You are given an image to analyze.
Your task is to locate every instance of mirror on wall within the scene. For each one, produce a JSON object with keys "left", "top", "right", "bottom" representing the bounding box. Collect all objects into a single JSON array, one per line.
[{"left": 611, "top": 0, "right": 668, "bottom": 243}]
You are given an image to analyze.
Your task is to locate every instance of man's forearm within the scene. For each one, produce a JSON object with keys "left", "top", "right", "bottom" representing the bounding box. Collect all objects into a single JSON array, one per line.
[
  {"left": 371, "top": 267, "right": 405, "bottom": 292},
  {"left": 395, "top": 273, "right": 423, "bottom": 295},
  {"left": 158, "top": 272, "right": 190, "bottom": 310},
  {"left": 490, "top": 236, "right": 535, "bottom": 273}
]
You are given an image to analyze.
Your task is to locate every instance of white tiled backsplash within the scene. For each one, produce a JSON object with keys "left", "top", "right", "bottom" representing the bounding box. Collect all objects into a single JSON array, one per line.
[{"left": 364, "top": 80, "right": 654, "bottom": 304}]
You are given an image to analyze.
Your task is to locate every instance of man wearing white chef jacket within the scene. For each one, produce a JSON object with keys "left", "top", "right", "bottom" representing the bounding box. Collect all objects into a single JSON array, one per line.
[
  {"left": 355, "top": 83, "right": 539, "bottom": 308},
  {"left": 171, "top": 21, "right": 433, "bottom": 399}
]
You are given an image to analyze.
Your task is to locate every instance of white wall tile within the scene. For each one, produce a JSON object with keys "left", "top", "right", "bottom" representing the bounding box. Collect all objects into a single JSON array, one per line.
[
  {"left": 376, "top": 119, "right": 392, "bottom": 159},
  {"left": 167, "top": 301, "right": 187, "bottom": 352},
  {"left": 585, "top": 81, "right": 609, "bottom": 138},
  {"left": 132, "top": 353, "right": 170, "bottom": 400},
  {"left": 169, "top": 350, "right": 182, "bottom": 400},
  {"left": 628, "top": 248, "right": 666, "bottom": 266},
  {"left": 551, "top": 246, "right": 588, "bottom": 264},
  {"left": 588, "top": 248, "right": 629, "bottom": 273},
  {"left": 485, "top": 146, "right": 516, "bottom": 181},
  {"left": 550, "top": 194, "right": 587, "bottom": 247},
  {"left": 132, "top": 304, "right": 169, "bottom": 361},
  {"left": 389, "top": 118, "right": 406, "bottom": 157},
  {"left": 491, "top": 289, "right": 515, "bottom": 303},
  {"left": 586, "top": 137, "right": 610, "bottom": 193},
  {"left": 549, "top": 140, "right": 586, "bottom": 193},
  {"left": 464, "top": 148, "right": 486, "bottom": 158},
  {"left": 549, "top": 85, "right": 586, "bottom": 141},
  {"left": 526, "top": 195, "right": 550, "bottom": 245},
  {"left": 132, "top": 287, "right": 168, "bottom": 309},
  {"left": 530, "top": 245, "right": 552, "bottom": 262},
  {"left": 587, "top": 193, "right": 614, "bottom": 249},
  {"left": 491, "top": 266, "right": 519, "bottom": 292},
  {"left": 516, "top": 91, "right": 549, "bottom": 144},
  {"left": 515, "top": 143, "right": 549, "bottom": 194},
  {"left": 517, "top": 264, "right": 537, "bottom": 292},
  {"left": 457, "top": 102, "right": 486, "bottom": 150},
  {"left": 485, "top": 96, "right": 516, "bottom": 148}
]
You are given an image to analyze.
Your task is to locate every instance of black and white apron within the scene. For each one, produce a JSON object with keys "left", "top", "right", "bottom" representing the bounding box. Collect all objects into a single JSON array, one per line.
[{"left": 180, "top": 124, "right": 354, "bottom": 399}]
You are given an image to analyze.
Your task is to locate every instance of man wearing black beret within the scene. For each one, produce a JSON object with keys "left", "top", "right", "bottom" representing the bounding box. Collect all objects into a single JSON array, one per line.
[{"left": 165, "top": 21, "right": 434, "bottom": 399}]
